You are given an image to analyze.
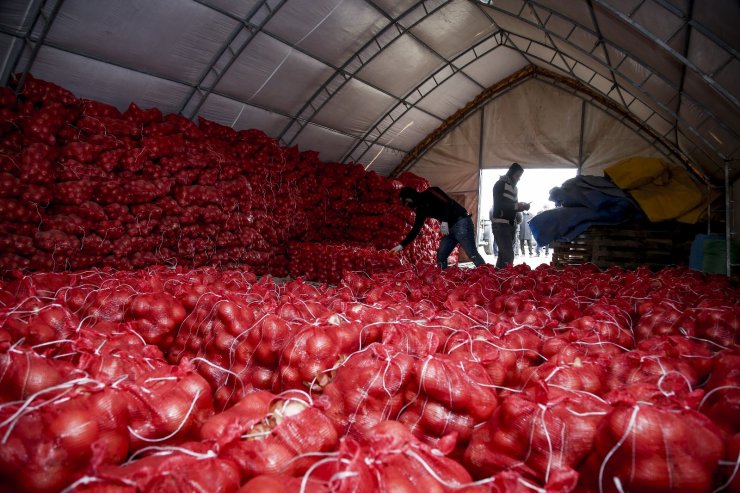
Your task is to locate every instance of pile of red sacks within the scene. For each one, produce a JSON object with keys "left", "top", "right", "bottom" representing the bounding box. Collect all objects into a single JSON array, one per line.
[
  {"left": 0, "top": 75, "right": 446, "bottom": 282},
  {"left": 0, "top": 263, "right": 737, "bottom": 492}
]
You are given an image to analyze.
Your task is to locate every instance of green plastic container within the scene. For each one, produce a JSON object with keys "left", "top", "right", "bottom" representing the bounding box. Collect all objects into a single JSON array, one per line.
[{"left": 701, "top": 238, "right": 739, "bottom": 275}]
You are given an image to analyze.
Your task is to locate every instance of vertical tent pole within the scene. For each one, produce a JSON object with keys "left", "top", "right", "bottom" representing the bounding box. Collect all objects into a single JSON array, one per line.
[
  {"left": 477, "top": 108, "right": 485, "bottom": 242},
  {"left": 479, "top": 108, "right": 485, "bottom": 171},
  {"left": 577, "top": 100, "right": 587, "bottom": 175},
  {"left": 707, "top": 182, "right": 711, "bottom": 235},
  {"left": 726, "top": 161, "right": 731, "bottom": 277}
]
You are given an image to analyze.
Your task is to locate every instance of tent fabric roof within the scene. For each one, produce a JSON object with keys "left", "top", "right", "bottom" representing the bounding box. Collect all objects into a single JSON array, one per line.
[{"left": 0, "top": 0, "right": 737, "bottom": 182}]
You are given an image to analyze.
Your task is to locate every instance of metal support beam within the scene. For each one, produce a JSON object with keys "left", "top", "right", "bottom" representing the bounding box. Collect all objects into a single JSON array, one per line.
[
  {"left": 364, "top": 0, "right": 485, "bottom": 91},
  {"left": 394, "top": 65, "right": 710, "bottom": 185},
  {"left": 179, "top": 0, "right": 288, "bottom": 119},
  {"left": 481, "top": 0, "right": 736, "bottom": 176},
  {"left": 276, "top": 0, "right": 452, "bottom": 148},
  {"left": 188, "top": 1, "right": 439, "bottom": 131},
  {"left": 585, "top": 0, "right": 628, "bottom": 108},
  {"left": 673, "top": 0, "right": 694, "bottom": 148},
  {"left": 591, "top": 0, "right": 739, "bottom": 109},
  {"left": 0, "top": 0, "right": 43, "bottom": 86},
  {"left": 536, "top": 70, "right": 708, "bottom": 184},
  {"left": 496, "top": 31, "right": 726, "bottom": 180},
  {"left": 525, "top": 1, "right": 583, "bottom": 92},
  {"left": 653, "top": 0, "right": 738, "bottom": 60},
  {"left": 393, "top": 66, "right": 536, "bottom": 177},
  {"left": 10, "top": 0, "right": 65, "bottom": 94},
  {"left": 342, "top": 30, "right": 504, "bottom": 167}
]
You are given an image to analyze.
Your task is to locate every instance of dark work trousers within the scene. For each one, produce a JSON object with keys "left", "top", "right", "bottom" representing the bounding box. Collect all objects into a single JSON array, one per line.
[
  {"left": 436, "top": 216, "right": 485, "bottom": 269},
  {"left": 492, "top": 222, "right": 516, "bottom": 268}
]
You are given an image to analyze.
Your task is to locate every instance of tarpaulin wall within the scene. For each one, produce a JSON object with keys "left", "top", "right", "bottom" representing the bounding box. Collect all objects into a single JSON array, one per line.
[{"left": 407, "top": 78, "right": 670, "bottom": 229}]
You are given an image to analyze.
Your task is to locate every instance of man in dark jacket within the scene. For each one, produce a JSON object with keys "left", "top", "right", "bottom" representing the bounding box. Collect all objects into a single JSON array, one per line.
[
  {"left": 391, "top": 186, "right": 485, "bottom": 269},
  {"left": 491, "top": 163, "right": 530, "bottom": 268}
]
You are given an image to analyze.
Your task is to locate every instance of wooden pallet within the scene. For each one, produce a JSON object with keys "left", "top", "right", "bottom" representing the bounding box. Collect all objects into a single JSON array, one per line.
[{"left": 552, "top": 224, "right": 696, "bottom": 270}]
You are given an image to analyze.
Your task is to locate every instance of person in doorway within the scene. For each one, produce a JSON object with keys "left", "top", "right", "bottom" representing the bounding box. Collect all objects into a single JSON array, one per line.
[
  {"left": 535, "top": 241, "right": 550, "bottom": 256},
  {"left": 491, "top": 163, "right": 530, "bottom": 268},
  {"left": 534, "top": 205, "right": 550, "bottom": 256},
  {"left": 391, "top": 186, "right": 486, "bottom": 269},
  {"left": 520, "top": 211, "right": 534, "bottom": 256}
]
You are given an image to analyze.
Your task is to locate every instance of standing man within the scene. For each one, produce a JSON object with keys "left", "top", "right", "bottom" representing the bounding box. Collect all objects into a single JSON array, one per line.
[
  {"left": 391, "top": 186, "right": 486, "bottom": 269},
  {"left": 491, "top": 163, "right": 530, "bottom": 268},
  {"left": 520, "top": 211, "right": 534, "bottom": 256}
]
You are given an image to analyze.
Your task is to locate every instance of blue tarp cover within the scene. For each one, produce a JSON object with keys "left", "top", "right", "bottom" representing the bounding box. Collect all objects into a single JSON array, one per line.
[{"left": 529, "top": 176, "right": 644, "bottom": 245}]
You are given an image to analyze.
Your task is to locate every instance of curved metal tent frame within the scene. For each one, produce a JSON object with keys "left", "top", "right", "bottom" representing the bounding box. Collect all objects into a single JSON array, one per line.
[
  {"left": 0, "top": 0, "right": 737, "bottom": 272},
  {"left": 394, "top": 65, "right": 705, "bottom": 180},
  {"left": 1, "top": 0, "right": 736, "bottom": 176}
]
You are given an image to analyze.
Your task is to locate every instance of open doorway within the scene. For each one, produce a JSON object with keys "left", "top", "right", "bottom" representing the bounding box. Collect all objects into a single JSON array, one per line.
[
  {"left": 479, "top": 168, "right": 578, "bottom": 218},
  {"left": 477, "top": 168, "right": 577, "bottom": 266}
]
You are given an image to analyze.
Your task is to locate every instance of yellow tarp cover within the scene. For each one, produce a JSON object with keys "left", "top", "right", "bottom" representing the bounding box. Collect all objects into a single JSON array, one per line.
[{"left": 604, "top": 157, "right": 706, "bottom": 224}]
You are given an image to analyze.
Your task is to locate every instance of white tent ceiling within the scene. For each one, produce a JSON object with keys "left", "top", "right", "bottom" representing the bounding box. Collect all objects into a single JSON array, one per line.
[{"left": 0, "top": 0, "right": 737, "bottom": 183}]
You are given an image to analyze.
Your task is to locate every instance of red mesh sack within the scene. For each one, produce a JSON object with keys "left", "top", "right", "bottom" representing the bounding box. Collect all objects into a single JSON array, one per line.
[
  {"left": 605, "top": 350, "right": 699, "bottom": 392},
  {"left": 606, "top": 373, "right": 702, "bottom": 410},
  {"left": 228, "top": 313, "right": 292, "bottom": 383},
  {"left": 499, "top": 327, "right": 545, "bottom": 386},
  {"left": 578, "top": 402, "right": 724, "bottom": 493},
  {"left": 72, "top": 326, "right": 168, "bottom": 383},
  {"left": 635, "top": 301, "right": 693, "bottom": 340},
  {"left": 398, "top": 354, "right": 498, "bottom": 446},
  {"left": 1, "top": 303, "right": 79, "bottom": 346},
  {"left": 381, "top": 321, "right": 441, "bottom": 358},
  {"left": 362, "top": 421, "right": 482, "bottom": 492},
  {"left": 167, "top": 282, "right": 256, "bottom": 349},
  {"left": 198, "top": 389, "right": 274, "bottom": 447},
  {"left": 541, "top": 332, "right": 627, "bottom": 363},
  {"left": 520, "top": 355, "right": 609, "bottom": 396},
  {"left": 277, "top": 422, "right": 483, "bottom": 493},
  {"left": 557, "top": 315, "right": 634, "bottom": 352},
  {"left": 322, "top": 343, "right": 416, "bottom": 438},
  {"left": 273, "top": 320, "right": 361, "bottom": 392},
  {"left": 699, "top": 348, "right": 740, "bottom": 434},
  {"left": 237, "top": 475, "right": 307, "bottom": 493},
  {"left": 719, "top": 433, "right": 740, "bottom": 493},
  {"left": 69, "top": 442, "right": 240, "bottom": 493},
  {"left": 465, "top": 385, "right": 610, "bottom": 484},
  {"left": 446, "top": 329, "right": 518, "bottom": 387},
  {"left": 636, "top": 335, "right": 716, "bottom": 381},
  {"left": 72, "top": 284, "right": 138, "bottom": 323},
  {"left": 124, "top": 291, "right": 186, "bottom": 349},
  {"left": 691, "top": 301, "right": 740, "bottom": 347},
  {"left": 0, "top": 382, "right": 129, "bottom": 493},
  {"left": 0, "top": 342, "right": 78, "bottom": 403},
  {"left": 120, "top": 362, "right": 214, "bottom": 451},
  {"left": 183, "top": 298, "right": 260, "bottom": 409},
  {"left": 220, "top": 393, "right": 338, "bottom": 481}
]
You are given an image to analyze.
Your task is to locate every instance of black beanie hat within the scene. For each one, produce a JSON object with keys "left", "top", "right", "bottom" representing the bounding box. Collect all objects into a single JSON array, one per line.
[{"left": 507, "top": 162, "right": 524, "bottom": 176}]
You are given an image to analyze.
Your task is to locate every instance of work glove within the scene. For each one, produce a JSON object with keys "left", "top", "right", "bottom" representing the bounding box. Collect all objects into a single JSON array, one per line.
[
  {"left": 390, "top": 244, "right": 403, "bottom": 253},
  {"left": 440, "top": 222, "right": 450, "bottom": 236}
]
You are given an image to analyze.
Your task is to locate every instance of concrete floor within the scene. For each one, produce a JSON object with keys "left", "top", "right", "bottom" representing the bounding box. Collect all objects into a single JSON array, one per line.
[
  {"left": 459, "top": 248, "right": 553, "bottom": 269},
  {"left": 484, "top": 249, "right": 553, "bottom": 269}
]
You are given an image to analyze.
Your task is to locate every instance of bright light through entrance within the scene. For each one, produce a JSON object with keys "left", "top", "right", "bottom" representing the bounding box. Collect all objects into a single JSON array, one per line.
[{"left": 479, "top": 168, "right": 578, "bottom": 218}]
